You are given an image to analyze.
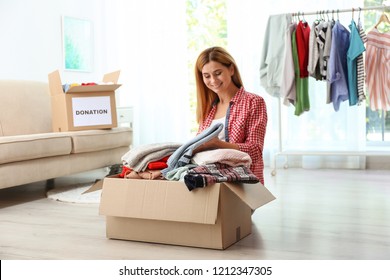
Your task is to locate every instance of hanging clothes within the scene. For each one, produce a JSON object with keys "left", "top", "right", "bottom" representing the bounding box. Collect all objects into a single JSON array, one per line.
[
  {"left": 307, "top": 18, "right": 333, "bottom": 104},
  {"left": 294, "top": 20, "right": 311, "bottom": 115},
  {"left": 296, "top": 20, "right": 311, "bottom": 78},
  {"left": 347, "top": 19, "right": 366, "bottom": 106},
  {"left": 365, "top": 28, "right": 390, "bottom": 111},
  {"left": 356, "top": 19, "right": 368, "bottom": 104},
  {"left": 292, "top": 28, "right": 309, "bottom": 116},
  {"left": 268, "top": 9, "right": 388, "bottom": 115},
  {"left": 307, "top": 20, "right": 321, "bottom": 80},
  {"left": 328, "top": 20, "right": 350, "bottom": 111},
  {"left": 323, "top": 20, "right": 334, "bottom": 104},
  {"left": 260, "top": 14, "right": 292, "bottom": 97},
  {"left": 317, "top": 20, "right": 333, "bottom": 80},
  {"left": 280, "top": 21, "right": 297, "bottom": 106}
]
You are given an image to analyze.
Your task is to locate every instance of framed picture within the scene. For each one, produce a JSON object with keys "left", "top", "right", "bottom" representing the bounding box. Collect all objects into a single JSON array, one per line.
[{"left": 62, "top": 16, "right": 93, "bottom": 72}]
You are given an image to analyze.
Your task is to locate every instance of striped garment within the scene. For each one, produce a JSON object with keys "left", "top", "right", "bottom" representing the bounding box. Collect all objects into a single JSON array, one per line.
[
  {"left": 357, "top": 20, "right": 367, "bottom": 105},
  {"left": 183, "top": 163, "right": 259, "bottom": 191},
  {"left": 365, "top": 28, "right": 390, "bottom": 111}
]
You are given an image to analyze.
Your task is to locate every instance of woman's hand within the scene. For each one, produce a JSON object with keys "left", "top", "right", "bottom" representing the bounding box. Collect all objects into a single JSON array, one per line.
[{"left": 193, "top": 137, "right": 239, "bottom": 154}]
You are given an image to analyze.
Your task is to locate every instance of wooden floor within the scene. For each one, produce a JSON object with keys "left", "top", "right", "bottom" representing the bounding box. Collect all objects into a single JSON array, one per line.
[{"left": 1, "top": 167, "right": 389, "bottom": 260}]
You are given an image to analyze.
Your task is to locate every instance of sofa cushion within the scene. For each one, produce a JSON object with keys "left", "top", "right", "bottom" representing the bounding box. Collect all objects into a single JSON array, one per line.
[
  {"left": 66, "top": 127, "right": 132, "bottom": 153},
  {"left": 0, "top": 133, "right": 72, "bottom": 165},
  {"left": 0, "top": 80, "right": 52, "bottom": 136}
]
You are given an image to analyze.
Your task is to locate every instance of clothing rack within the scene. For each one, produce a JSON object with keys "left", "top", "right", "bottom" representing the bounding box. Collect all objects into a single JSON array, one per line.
[
  {"left": 271, "top": 5, "right": 390, "bottom": 176},
  {"left": 292, "top": 5, "right": 389, "bottom": 17}
]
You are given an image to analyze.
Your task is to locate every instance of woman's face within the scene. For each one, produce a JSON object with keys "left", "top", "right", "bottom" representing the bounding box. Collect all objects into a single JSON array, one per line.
[{"left": 201, "top": 61, "right": 234, "bottom": 94}]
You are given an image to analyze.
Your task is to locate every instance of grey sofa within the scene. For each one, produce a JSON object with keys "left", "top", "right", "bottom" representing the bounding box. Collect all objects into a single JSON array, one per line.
[{"left": 0, "top": 80, "right": 132, "bottom": 189}]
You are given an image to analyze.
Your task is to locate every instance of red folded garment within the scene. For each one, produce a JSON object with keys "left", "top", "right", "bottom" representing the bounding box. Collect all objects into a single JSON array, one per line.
[
  {"left": 147, "top": 162, "right": 168, "bottom": 170},
  {"left": 147, "top": 155, "right": 170, "bottom": 170},
  {"left": 81, "top": 82, "right": 97, "bottom": 86},
  {"left": 119, "top": 166, "right": 132, "bottom": 178}
]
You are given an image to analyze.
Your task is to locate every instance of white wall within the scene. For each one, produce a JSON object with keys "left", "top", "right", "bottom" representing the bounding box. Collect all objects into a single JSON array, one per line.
[
  {"left": 0, "top": 0, "right": 110, "bottom": 83},
  {"left": 0, "top": 0, "right": 192, "bottom": 146}
]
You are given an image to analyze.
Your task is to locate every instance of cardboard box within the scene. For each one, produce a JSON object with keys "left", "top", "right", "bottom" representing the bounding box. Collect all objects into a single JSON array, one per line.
[
  {"left": 88, "top": 176, "right": 275, "bottom": 250},
  {"left": 48, "top": 70, "right": 121, "bottom": 132}
]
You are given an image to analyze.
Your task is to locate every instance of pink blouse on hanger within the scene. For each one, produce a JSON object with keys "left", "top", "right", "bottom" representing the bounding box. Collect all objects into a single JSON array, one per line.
[{"left": 365, "top": 28, "right": 390, "bottom": 111}]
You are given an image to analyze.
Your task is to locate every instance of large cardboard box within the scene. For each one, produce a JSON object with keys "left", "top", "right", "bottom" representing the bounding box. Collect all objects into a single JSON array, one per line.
[
  {"left": 48, "top": 70, "right": 121, "bottom": 132},
  {"left": 89, "top": 176, "right": 275, "bottom": 250}
]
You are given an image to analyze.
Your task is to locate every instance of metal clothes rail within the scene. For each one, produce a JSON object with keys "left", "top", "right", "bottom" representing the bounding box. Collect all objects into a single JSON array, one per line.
[{"left": 292, "top": 5, "right": 389, "bottom": 17}]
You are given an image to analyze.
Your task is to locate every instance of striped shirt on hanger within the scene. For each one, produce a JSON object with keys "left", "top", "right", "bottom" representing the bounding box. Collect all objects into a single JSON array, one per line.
[
  {"left": 365, "top": 28, "right": 390, "bottom": 111},
  {"left": 357, "top": 20, "right": 367, "bottom": 105}
]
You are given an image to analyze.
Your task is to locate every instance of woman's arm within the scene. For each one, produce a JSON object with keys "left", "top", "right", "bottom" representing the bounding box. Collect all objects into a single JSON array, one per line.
[
  {"left": 236, "top": 97, "right": 267, "bottom": 159},
  {"left": 193, "top": 137, "right": 239, "bottom": 154}
]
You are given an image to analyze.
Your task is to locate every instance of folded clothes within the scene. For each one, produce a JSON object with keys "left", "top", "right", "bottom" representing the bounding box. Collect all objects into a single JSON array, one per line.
[
  {"left": 164, "top": 164, "right": 197, "bottom": 181},
  {"left": 81, "top": 82, "right": 97, "bottom": 86},
  {"left": 121, "top": 142, "right": 181, "bottom": 172},
  {"left": 119, "top": 166, "right": 132, "bottom": 178},
  {"left": 161, "top": 123, "right": 223, "bottom": 176},
  {"left": 147, "top": 161, "right": 168, "bottom": 170},
  {"left": 147, "top": 155, "right": 170, "bottom": 170},
  {"left": 62, "top": 83, "right": 80, "bottom": 93},
  {"left": 125, "top": 169, "right": 163, "bottom": 180},
  {"left": 191, "top": 148, "right": 252, "bottom": 167},
  {"left": 183, "top": 163, "right": 259, "bottom": 191}
]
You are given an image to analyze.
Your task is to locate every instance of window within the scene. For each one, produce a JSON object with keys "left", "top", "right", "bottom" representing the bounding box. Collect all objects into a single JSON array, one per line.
[
  {"left": 364, "top": 0, "right": 390, "bottom": 142},
  {"left": 186, "top": 0, "right": 227, "bottom": 133}
]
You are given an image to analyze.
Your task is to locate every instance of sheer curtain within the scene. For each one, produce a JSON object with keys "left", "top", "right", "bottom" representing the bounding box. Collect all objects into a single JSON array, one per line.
[
  {"left": 227, "top": 0, "right": 366, "bottom": 169},
  {"left": 103, "top": 0, "right": 191, "bottom": 147},
  {"left": 104, "top": 0, "right": 368, "bottom": 168}
]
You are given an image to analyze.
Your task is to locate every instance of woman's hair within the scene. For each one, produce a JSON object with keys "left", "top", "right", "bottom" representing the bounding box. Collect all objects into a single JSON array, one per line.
[{"left": 195, "top": 46, "right": 243, "bottom": 124}]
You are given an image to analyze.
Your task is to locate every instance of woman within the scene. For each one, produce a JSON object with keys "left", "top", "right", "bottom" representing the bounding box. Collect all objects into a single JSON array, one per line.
[{"left": 194, "top": 46, "right": 268, "bottom": 185}]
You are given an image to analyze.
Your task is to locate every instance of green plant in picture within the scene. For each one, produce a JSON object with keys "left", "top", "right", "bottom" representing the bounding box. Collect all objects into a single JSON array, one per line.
[
  {"left": 64, "top": 36, "right": 82, "bottom": 70},
  {"left": 63, "top": 16, "right": 92, "bottom": 72}
]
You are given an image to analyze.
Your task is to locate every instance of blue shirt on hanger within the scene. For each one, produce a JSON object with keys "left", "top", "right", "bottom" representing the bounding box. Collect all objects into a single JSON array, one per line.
[
  {"left": 347, "top": 19, "right": 366, "bottom": 106},
  {"left": 328, "top": 20, "right": 350, "bottom": 112}
]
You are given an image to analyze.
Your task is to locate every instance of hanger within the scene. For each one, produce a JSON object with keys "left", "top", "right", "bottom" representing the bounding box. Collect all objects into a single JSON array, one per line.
[
  {"left": 321, "top": 10, "right": 325, "bottom": 21},
  {"left": 315, "top": 11, "right": 320, "bottom": 24},
  {"left": 356, "top": 7, "right": 363, "bottom": 26},
  {"left": 374, "top": 12, "right": 390, "bottom": 28}
]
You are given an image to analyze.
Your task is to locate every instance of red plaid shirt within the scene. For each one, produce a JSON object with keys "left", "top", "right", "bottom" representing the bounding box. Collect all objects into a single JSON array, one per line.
[{"left": 198, "top": 87, "right": 268, "bottom": 185}]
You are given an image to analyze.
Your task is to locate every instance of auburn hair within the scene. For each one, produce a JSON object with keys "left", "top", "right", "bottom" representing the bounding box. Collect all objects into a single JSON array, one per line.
[{"left": 195, "top": 46, "right": 243, "bottom": 124}]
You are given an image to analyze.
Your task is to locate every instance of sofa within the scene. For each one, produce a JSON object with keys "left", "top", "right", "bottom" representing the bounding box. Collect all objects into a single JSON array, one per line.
[{"left": 0, "top": 80, "right": 132, "bottom": 190}]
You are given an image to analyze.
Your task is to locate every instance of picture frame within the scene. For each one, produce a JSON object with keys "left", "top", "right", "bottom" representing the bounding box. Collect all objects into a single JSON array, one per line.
[{"left": 62, "top": 16, "right": 93, "bottom": 72}]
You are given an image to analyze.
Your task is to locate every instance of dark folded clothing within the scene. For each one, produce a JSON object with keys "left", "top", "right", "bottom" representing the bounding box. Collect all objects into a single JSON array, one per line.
[{"left": 184, "top": 163, "right": 259, "bottom": 191}]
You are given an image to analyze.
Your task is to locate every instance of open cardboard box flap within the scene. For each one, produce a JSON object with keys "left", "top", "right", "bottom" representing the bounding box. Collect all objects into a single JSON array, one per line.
[
  {"left": 103, "top": 70, "right": 121, "bottom": 84},
  {"left": 66, "top": 84, "right": 121, "bottom": 93},
  {"left": 82, "top": 174, "right": 118, "bottom": 194},
  {"left": 83, "top": 178, "right": 105, "bottom": 194},
  {"left": 48, "top": 70, "right": 121, "bottom": 95},
  {"left": 224, "top": 182, "right": 276, "bottom": 210}
]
